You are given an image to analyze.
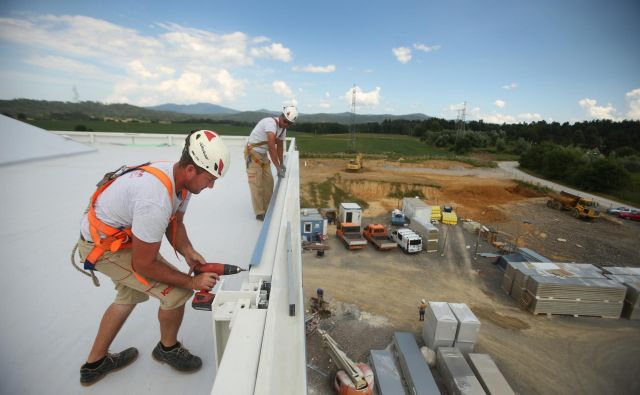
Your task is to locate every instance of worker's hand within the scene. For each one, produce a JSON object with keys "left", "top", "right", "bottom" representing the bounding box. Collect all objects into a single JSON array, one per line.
[
  {"left": 184, "top": 247, "right": 206, "bottom": 269},
  {"left": 277, "top": 166, "right": 286, "bottom": 178},
  {"left": 190, "top": 272, "right": 219, "bottom": 291}
]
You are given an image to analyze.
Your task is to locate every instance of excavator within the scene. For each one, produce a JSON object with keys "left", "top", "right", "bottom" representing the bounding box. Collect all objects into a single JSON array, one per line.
[
  {"left": 346, "top": 153, "right": 363, "bottom": 172},
  {"left": 318, "top": 329, "right": 374, "bottom": 395}
]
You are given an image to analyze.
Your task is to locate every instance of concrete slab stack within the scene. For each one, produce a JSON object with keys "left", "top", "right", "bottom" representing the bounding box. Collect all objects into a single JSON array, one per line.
[
  {"left": 604, "top": 274, "right": 640, "bottom": 320},
  {"left": 448, "top": 303, "right": 481, "bottom": 355},
  {"left": 602, "top": 267, "right": 640, "bottom": 276},
  {"left": 525, "top": 277, "right": 626, "bottom": 318},
  {"left": 369, "top": 349, "right": 406, "bottom": 395},
  {"left": 467, "top": 354, "right": 515, "bottom": 395},
  {"left": 393, "top": 332, "right": 440, "bottom": 395},
  {"left": 422, "top": 302, "right": 458, "bottom": 350},
  {"left": 436, "top": 347, "right": 486, "bottom": 395}
]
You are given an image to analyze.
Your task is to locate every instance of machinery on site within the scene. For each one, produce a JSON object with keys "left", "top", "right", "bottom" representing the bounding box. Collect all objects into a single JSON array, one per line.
[
  {"left": 363, "top": 224, "right": 397, "bottom": 250},
  {"left": 346, "top": 153, "right": 364, "bottom": 172},
  {"left": 318, "top": 329, "right": 374, "bottom": 395},
  {"left": 336, "top": 203, "right": 367, "bottom": 250},
  {"left": 391, "top": 228, "right": 423, "bottom": 254},
  {"left": 191, "top": 263, "right": 245, "bottom": 311},
  {"left": 546, "top": 190, "right": 600, "bottom": 220}
]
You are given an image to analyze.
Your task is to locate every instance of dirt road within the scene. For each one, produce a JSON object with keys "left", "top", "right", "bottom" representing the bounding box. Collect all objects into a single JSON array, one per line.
[{"left": 302, "top": 159, "right": 640, "bottom": 395}]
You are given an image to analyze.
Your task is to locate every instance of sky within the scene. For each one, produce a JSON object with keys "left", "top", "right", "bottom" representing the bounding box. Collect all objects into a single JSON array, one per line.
[{"left": 0, "top": 0, "right": 639, "bottom": 123}]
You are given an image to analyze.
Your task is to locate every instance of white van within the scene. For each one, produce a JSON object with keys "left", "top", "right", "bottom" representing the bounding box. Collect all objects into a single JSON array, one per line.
[{"left": 391, "top": 228, "right": 423, "bottom": 254}]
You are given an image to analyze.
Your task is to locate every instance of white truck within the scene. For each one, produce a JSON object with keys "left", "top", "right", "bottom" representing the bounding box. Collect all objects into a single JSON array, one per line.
[{"left": 390, "top": 228, "right": 423, "bottom": 254}]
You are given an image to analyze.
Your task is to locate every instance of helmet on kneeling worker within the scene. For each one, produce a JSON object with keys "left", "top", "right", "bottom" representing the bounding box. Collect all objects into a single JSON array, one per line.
[
  {"left": 282, "top": 105, "right": 299, "bottom": 124},
  {"left": 185, "top": 130, "right": 230, "bottom": 178}
]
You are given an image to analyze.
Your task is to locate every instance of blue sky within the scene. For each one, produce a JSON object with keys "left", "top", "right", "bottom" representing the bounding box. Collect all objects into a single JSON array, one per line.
[{"left": 0, "top": 0, "right": 638, "bottom": 123}]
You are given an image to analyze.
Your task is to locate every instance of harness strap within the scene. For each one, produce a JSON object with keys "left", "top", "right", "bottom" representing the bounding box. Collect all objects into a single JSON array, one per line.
[{"left": 84, "top": 164, "right": 187, "bottom": 286}]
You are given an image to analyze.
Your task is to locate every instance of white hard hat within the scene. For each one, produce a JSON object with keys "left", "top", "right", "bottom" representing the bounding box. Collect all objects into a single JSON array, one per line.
[
  {"left": 421, "top": 299, "right": 426, "bottom": 304},
  {"left": 282, "top": 105, "right": 299, "bottom": 124},
  {"left": 187, "top": 130, "right": 230, "bottom": 178}
]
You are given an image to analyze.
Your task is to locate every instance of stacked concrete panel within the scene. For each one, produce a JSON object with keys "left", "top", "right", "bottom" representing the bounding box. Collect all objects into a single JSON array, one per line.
[
  {"left": 525, "top": 277, "right": 626, "bottom": 318},
  {"left": 436, "top": 347, "right": 486, "bottom": 395},
  {"left": 422, "top": 302, "right": 457, "bottom": 350},
  {"left": 604, "top": 274, "right": 640, "bottom": 320},
  {"left": 392, "top": 332, "right": 441, "bottom": 395},
  {"left": 501, "top": 261, "right": 529, "bottom": 295},
  {"left": 448, "top": 303, "right": 481, "bottom": 354},
  {"left": 467, "top": 354, "right": 515, "bottom": 395},
  {"left": 369, "top": 349, "right": 407, "bottom": 395},
  {"left": 602, "top": 267, "right": 640, "bottom": 276},
  {"left": 424, "top": 222, "right": 439, "bottom": 252}
]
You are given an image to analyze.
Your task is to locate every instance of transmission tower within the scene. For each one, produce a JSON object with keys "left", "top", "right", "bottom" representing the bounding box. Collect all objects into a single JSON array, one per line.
[
  {"left": 348, "top": 84, "right": 356, "bottom": 152},
  {"left": 456, "top": 101, "right": 467, "bottom": 136}
]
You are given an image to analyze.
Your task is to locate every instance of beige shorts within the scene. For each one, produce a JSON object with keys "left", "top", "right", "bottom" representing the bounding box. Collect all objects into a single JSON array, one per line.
[{"left": 78, "top": 239, "right": 193, "bottom": 310}]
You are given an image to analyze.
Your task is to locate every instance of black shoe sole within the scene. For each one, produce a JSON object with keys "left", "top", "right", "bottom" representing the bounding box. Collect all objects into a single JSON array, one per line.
[
  {"left": 80, "top": 353, "right": 139, "bottom": 387},
  {"left": 151, "top": 351, "right": 202, "bottom": 373}
]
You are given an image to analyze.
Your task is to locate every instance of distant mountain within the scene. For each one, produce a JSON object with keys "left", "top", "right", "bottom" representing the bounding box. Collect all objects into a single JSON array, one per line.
[
  {"left": 147, "top": 102, "right": 239, "bottom": 115},
  {"left": 0, "top": 99, "right": 430, "bottom": 125}
]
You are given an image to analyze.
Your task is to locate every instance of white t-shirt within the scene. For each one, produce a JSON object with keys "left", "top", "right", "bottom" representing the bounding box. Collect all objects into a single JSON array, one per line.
[
  {"left": 80, "top": 162, "right": 191, "bottom": 244},
  {"left": 247, "top": 117, "right": 287, "bottom": 154}
]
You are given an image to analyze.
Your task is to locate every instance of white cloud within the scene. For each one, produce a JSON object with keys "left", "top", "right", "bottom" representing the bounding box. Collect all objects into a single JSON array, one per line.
[
  {"left": 291, "top": 64, "right": 336, "bottom": 73},
  {"left": 0, "top": 14, "right": 297, "bottom": 105},
  {"left": 502, "top": 83, "right": 518, "bottom": 90},
  {"left": 392, "top": 47, "right": 412, "bottom": 64},
  {"left": 625, "top": 88, "right": 640, "bottom": 120},
  {"left": 578, "top": 98, "right": 617, "bottom": 120},
  {"left": 363, "top": 69, "right": 374, "bottom": 73},
  {"left": 272, "top": 80, "right": 294, "bottom": 98},
  {"left": 479, "top": 112, "right": 542, "bottom": 124},
  {"left": 413, "top": 43, "right": 441, "bottom": 52},
  {"left": 24, "top": 55, "right": 109, "bottom": 79},
  {"left": 494, "top": 100, "right": 506, "bottom": 108},
  {"left": 250, "top": 42, "right": 292, "bottom": 62},
  {"left": 345, "top": 86, "right": 381, "bottom": 107}
]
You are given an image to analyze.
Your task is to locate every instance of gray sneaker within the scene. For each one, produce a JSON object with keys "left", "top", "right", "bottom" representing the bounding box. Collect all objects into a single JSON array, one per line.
[
  {"left": 80, "top": 347, "right": 138, "bottom": 386},
  {"left": 152, "top": 342, "right": 202, "bottom": 372}
]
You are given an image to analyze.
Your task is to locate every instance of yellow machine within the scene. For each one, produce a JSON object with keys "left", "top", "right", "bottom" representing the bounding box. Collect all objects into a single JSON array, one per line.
[
  {"left": 546, "top": 191, "right": 600, "bottom": 220},
  {"left": 346, "top": 154, "right": 363, "bottom": 172}
]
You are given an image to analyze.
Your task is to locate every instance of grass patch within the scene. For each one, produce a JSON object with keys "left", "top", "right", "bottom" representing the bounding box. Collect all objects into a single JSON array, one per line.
[
  {"left": 304, "top": 175, "right": 369, "bottom": 209},
  {"left": 515, "top": 180, "right": 552, "bottom": 195}
]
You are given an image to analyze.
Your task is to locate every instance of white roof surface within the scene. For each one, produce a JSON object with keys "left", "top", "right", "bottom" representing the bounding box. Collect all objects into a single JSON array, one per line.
[
  {"left": 0, "top": 127, "right": 304, "bottom": 394},
  {"left": 0, "top": 114, "right": 96, "bottom": 165}
]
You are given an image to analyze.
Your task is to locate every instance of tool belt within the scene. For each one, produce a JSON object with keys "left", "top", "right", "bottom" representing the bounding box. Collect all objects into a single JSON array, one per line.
[{"left": 244, "top": 141, "right": 270, "bottom": 169}]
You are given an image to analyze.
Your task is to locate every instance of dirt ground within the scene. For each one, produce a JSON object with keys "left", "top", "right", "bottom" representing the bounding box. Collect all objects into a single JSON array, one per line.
[{"left": 301, "top": 159, "right": 640, "bottom": 395}]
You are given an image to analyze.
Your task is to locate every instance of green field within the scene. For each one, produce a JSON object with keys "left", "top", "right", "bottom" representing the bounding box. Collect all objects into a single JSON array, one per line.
[{"left": 30, "top": 119, "right": 451, "bottom": 158}]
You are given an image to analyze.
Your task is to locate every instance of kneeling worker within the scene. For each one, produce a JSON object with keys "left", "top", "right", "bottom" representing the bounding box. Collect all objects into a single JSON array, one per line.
[
  {"left": 245, "top": 105, "right": 298, "bottom": 220},
  {"left": 76, "top": 130, "right": 230, "bottom": 385}
]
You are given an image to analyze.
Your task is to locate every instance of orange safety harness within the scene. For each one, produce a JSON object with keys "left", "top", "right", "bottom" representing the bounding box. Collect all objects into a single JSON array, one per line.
[{"left": 83, "top": 163, "right": 187, "bottom": 286}]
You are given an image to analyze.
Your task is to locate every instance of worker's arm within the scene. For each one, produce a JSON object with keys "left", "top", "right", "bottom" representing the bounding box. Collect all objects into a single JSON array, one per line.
[
  {"left": 165, "top": 210, "right": 206, "bottom": 269},
  {"left": 266, "top": 131, "right": 282, "bottom": 169},
  {"left": 132, "top": 235, "right": 217, "bottom": 290}
]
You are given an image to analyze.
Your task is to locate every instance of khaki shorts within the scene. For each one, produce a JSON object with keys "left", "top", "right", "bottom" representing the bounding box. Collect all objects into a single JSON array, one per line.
[{"left": 77, "top": 239, "right": 193, "bottom": 310}]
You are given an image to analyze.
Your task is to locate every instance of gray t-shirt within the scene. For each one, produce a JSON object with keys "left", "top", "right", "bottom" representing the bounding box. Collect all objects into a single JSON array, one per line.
[{"left": 80, "top": 161, "right": 190, "bottom": 243}]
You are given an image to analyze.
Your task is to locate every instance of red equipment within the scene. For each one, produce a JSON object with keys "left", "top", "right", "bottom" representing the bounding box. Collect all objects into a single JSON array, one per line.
[{"left": 191, "top": 263, "right": 245, "bottom": 311}]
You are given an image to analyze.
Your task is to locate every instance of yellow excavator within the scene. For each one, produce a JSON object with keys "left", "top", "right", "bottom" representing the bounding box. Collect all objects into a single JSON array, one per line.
[{"left": 346, "top": 153, "right": 363, "bottom": 172}]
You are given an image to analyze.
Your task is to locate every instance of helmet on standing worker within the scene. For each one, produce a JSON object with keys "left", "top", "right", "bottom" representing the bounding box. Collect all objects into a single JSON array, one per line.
[
  {"left": 185, "top": 130, "right": 230, "bottom": 178},
  {"left": 282, "top": 105, "right": 299, "bottom": 124}
]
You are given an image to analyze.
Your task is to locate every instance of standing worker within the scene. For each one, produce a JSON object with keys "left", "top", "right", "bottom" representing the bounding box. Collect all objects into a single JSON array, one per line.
[
  {"left": 74, "top": 130, "right": 230, "bottom": 385},
  {"left": 245, "top": 105, "right": 298, "bottom": 220},
  {"left": 418, "top": 299, "right": 427, "bottom": 321}
]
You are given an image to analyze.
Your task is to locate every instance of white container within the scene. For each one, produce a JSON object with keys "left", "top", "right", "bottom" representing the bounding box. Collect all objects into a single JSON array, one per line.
[{"left": 422, "top": 301, "right": 457, "bottom": 350}]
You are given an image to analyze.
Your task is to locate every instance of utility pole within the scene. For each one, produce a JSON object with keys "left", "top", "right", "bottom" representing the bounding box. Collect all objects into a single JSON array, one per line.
[{"left": 456, "top": 101, "right": 466, "bottom": 137}]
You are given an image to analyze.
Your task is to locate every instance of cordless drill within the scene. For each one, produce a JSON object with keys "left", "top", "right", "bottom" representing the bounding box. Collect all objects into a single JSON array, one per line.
[{"left": 191, "top": 263, "right": 245, "bottom": 311}]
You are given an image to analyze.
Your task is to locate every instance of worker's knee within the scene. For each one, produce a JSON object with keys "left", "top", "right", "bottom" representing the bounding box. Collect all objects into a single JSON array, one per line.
[{"left": 152, "top": 285, "right": 193, "bottom": 310}]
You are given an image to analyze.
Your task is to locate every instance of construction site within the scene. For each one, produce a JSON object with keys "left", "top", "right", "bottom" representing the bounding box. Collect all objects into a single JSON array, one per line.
[
  {"left": 300, "top": 158, "right": 640, "bottom": 395},
  {"left": 1, "top": 119, "right": 639, "bottom": 395}
]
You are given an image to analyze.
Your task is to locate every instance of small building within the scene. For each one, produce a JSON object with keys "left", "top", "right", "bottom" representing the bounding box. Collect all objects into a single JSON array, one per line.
[
  {"left": 338, "top": 202, "right": 362, "bottom": 226},
  {"left": 300, "top": 208, "right": 326, "bottom": 242}
]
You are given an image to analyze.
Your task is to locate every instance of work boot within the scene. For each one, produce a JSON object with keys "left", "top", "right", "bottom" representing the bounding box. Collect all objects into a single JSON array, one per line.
[
  {"left": 152, "top": 342, "right": 202, "bottom": 372},
  {"left": 80, "top": 347, "right": 138, "bottom": 386},
  {"left": 256, "top": 214, "right": 265, "bottom": 221}
]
